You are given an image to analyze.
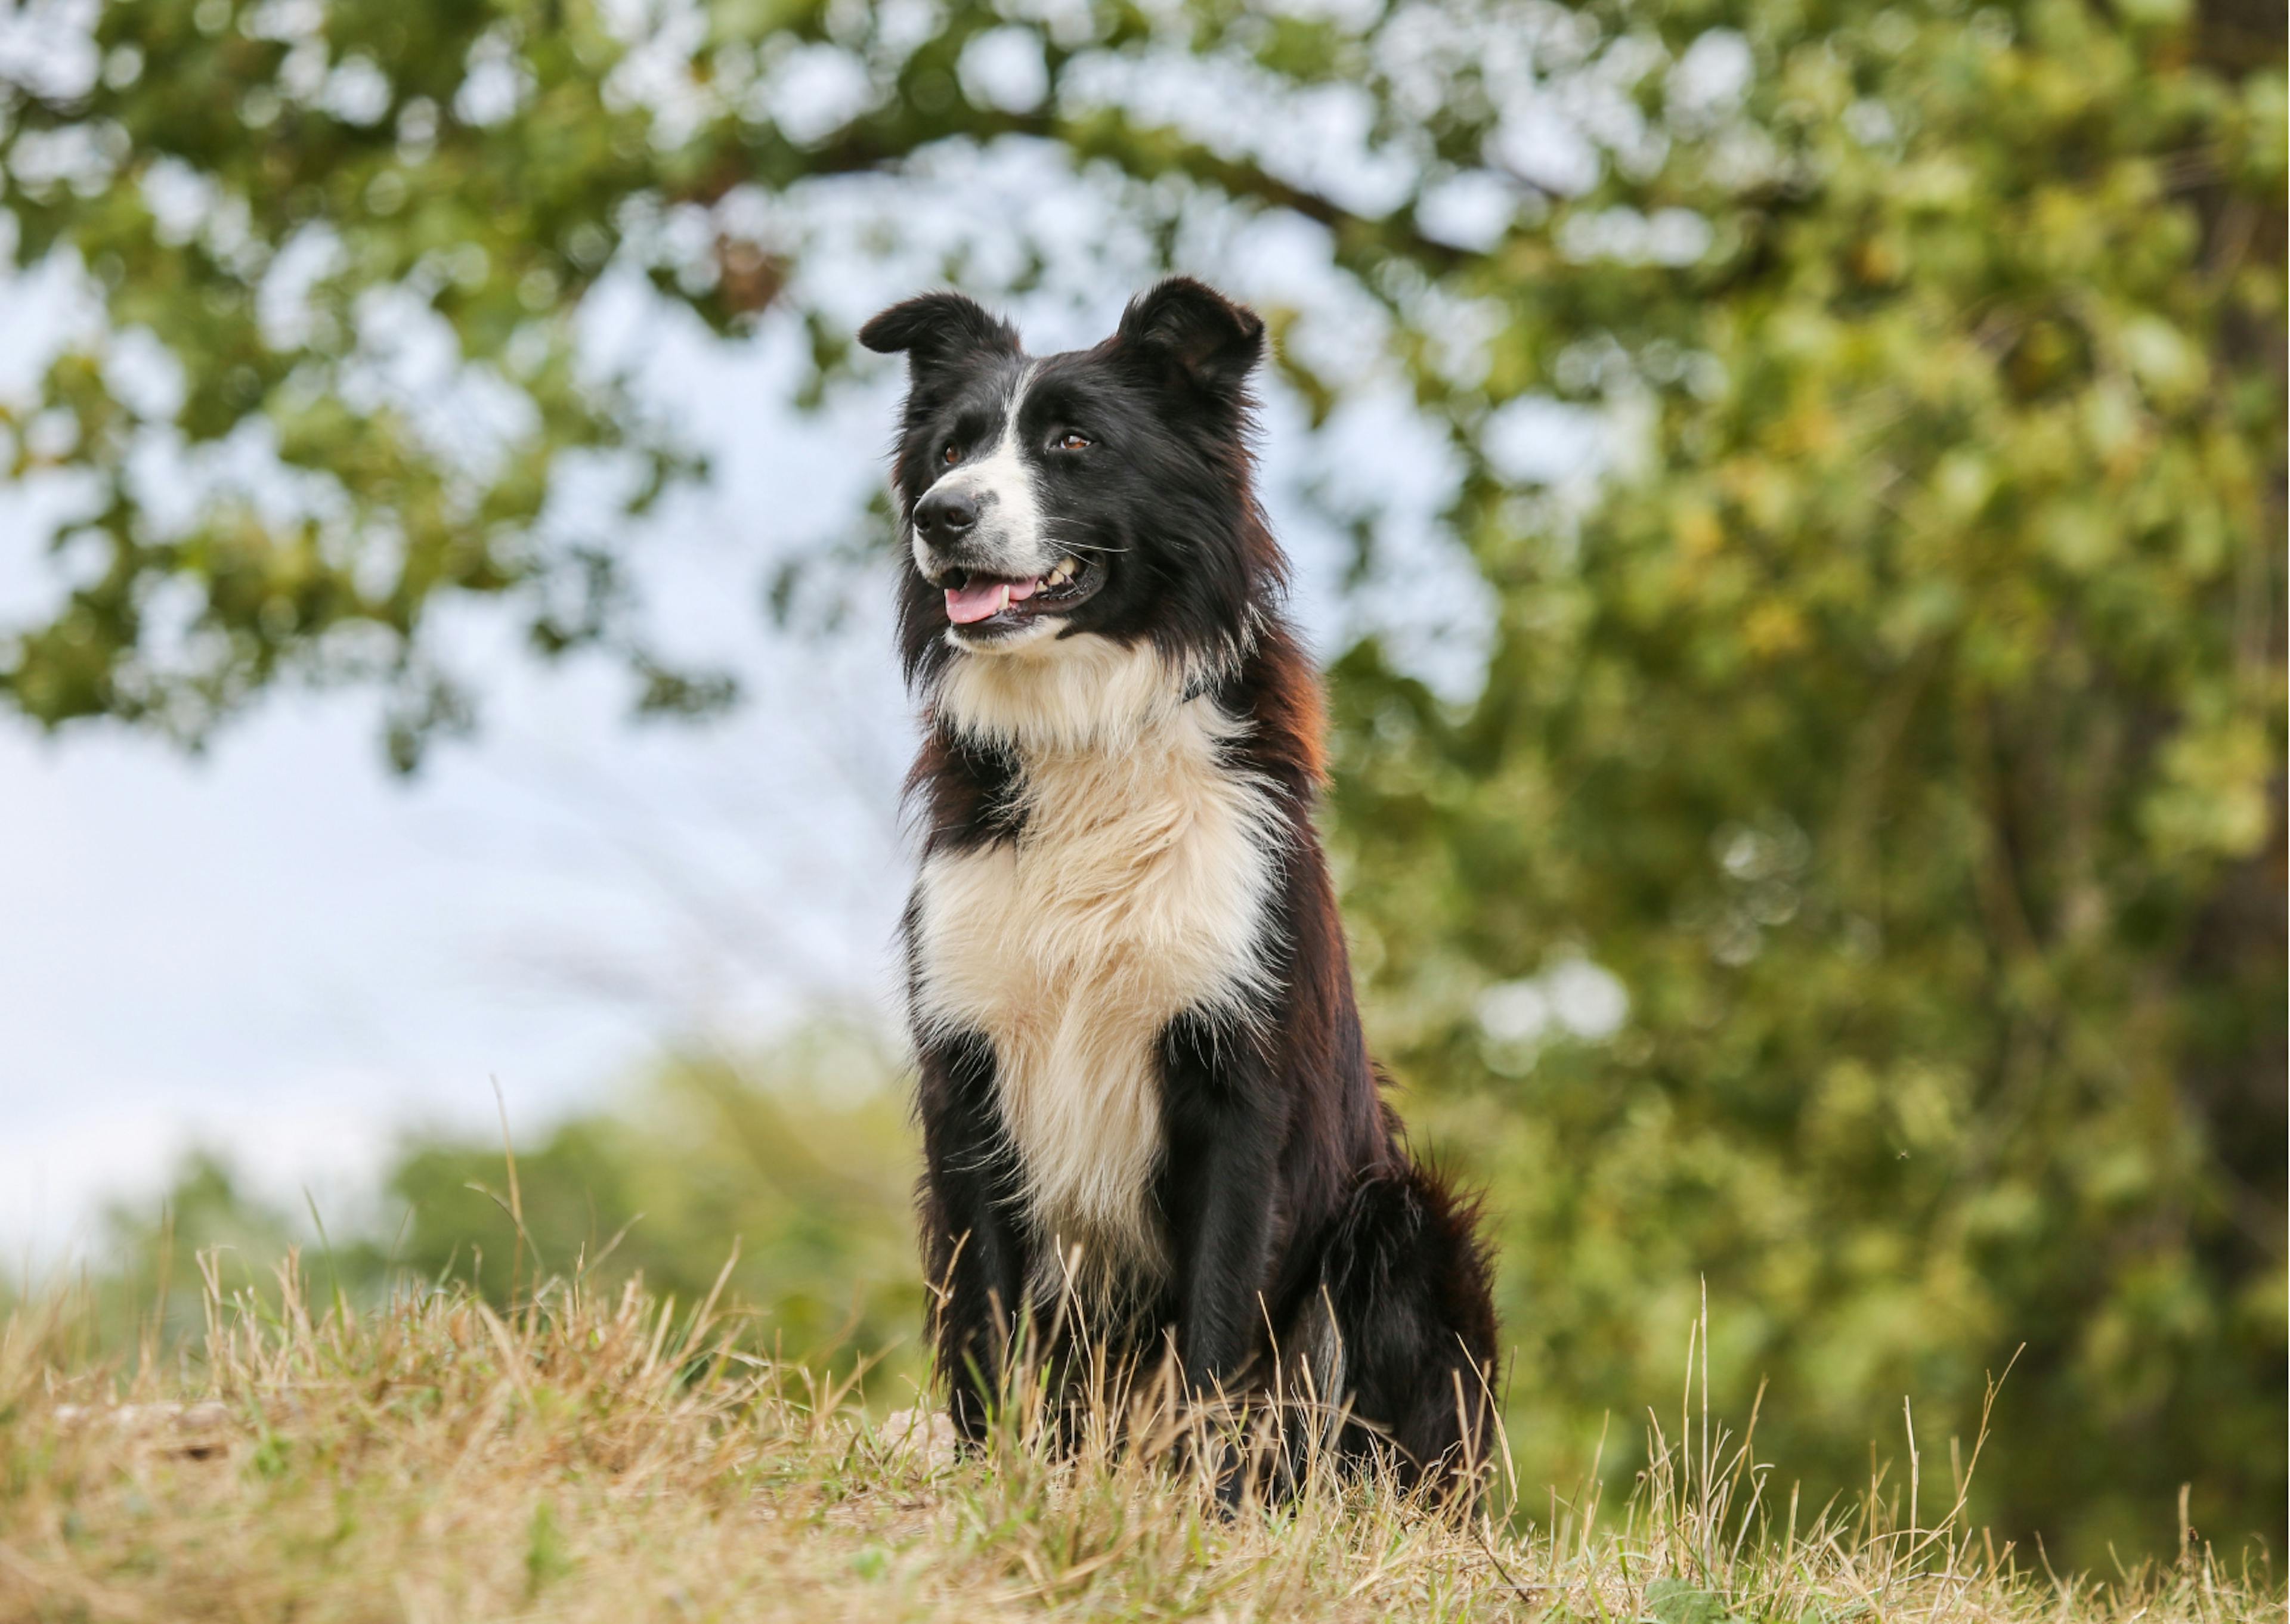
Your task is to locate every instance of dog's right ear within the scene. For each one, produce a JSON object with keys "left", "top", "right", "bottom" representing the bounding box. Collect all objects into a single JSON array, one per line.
[{"left": 859, "top": 292, "right": 1020, "bottom": 383}]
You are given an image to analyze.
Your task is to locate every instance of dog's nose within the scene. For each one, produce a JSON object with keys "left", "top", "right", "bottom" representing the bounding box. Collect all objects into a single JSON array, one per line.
[{"left": 914, "top": 486, "right": 979, "bottom": 549}]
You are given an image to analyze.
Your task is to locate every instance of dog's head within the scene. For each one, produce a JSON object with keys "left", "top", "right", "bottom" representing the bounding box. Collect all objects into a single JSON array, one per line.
[{"left": 862, "top": 278, "right": 1282, "bottom": 686}]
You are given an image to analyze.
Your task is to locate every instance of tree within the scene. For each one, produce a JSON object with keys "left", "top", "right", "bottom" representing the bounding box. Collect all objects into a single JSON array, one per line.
[
  {"left": 4, "top": 0, "right": 2280, "bottom": 1560},
  {"left": 1322, "top": 0, "right": 2286, "bottom": 1561},
  {"left": 0, "top": 0, "right": 1471, "bottom": 764}
]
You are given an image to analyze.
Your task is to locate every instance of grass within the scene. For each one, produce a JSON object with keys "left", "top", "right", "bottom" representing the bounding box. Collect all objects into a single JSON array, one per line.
[{"left": 0, "top": 1256, "right": 2274, "bottom": 1623}]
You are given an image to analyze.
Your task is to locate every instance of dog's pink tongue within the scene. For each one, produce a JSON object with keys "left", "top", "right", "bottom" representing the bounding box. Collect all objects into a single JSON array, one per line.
[{"left": 945, "top": 577, "right": 1039, "bottom": 625}]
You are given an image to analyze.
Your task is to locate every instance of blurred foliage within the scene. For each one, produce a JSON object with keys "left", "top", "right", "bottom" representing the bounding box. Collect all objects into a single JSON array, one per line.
[
  {"left": 63, "top": 1027, "right": 929, "bottom": 1397},
  {"left": 4, "top": 0, "right": 2280, "bottom": 1568},
  {"left": 385, "top": 1027, "right": 923, "bottom": 1370},
  {"left": 1319, "top": 0, "right": 2285, "bottom": 1568}
]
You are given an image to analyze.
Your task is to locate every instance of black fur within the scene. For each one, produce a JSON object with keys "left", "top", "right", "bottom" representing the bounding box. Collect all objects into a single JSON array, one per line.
[{"left": 868, "top": 278, "right": 1499, "bottom": 1497}]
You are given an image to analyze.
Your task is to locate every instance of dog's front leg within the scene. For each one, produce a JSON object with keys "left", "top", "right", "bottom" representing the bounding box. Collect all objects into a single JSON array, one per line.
[
  {"left": 1160, "top": 1014, "right": 1284, "bottom": 1499},
  {"left": 917, "top": 1030, "right": 1028, "bottom": 1443}
]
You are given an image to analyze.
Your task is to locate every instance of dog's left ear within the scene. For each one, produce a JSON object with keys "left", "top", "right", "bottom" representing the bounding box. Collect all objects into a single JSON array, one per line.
[{"left": 1112, "top": 277, "right": 1265, "bottom": 401}]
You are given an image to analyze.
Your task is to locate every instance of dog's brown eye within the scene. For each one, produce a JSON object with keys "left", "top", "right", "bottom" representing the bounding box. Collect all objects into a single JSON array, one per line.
[
  {"left": 1055, "top": 432, "right": 1091, "bottom": 452},
  {"left": 942, "top": 442, "right": 961, "bottom": 464}
]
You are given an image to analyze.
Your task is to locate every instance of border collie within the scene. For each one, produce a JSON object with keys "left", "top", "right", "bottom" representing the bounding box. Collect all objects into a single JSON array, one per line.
[{"left": 862, "top": 277, "right": 1498, "bottom": 1496}]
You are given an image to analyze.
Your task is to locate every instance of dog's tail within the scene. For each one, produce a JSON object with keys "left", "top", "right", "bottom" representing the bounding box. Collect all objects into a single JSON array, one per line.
[{"left": 1313, "top": 1157, "right": 1499, "bottom": 1498}]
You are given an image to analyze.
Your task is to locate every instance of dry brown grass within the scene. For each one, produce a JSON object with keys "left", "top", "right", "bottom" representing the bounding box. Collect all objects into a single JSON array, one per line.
[{"left": 0, "top": 1257, "right": 2274, "bottom": 1623}]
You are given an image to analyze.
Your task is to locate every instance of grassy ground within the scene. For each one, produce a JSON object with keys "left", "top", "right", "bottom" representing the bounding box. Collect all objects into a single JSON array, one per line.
[{"left": 0, "top": 1259, "right": 2274, "bottom": 1623}]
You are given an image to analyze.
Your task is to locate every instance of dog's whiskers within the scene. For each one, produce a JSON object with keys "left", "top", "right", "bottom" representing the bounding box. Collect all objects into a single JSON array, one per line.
[{"left": 1038, "top": 523, "right": 1128, "bottom": 557}]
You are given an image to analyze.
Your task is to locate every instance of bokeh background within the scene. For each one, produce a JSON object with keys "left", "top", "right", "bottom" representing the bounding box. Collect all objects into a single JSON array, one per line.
[{"left": 1, "top": 0, "right": 2282, "bottom": 1568}]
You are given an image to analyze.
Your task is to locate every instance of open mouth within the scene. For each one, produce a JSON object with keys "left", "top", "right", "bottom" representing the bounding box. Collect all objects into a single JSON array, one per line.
[{"left": 940, "top": 556, "right": 1098, "bottom": 637}]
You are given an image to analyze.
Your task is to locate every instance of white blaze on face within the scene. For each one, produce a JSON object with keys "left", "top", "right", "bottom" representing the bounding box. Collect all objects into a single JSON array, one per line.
[{"left": 908, "top": 364, "right": 1056, "bottom": 584}]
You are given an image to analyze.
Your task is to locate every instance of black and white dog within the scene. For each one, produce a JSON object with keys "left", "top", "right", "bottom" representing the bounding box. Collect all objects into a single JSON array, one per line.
[{"left": 862, "top": 278, "right": 1497, "bottom": 1495}]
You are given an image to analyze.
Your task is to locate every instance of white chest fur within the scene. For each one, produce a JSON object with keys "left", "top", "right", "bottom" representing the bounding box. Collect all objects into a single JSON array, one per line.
[{"left": 910, "top": 637, "right": 1282, "bottom": 1293}]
